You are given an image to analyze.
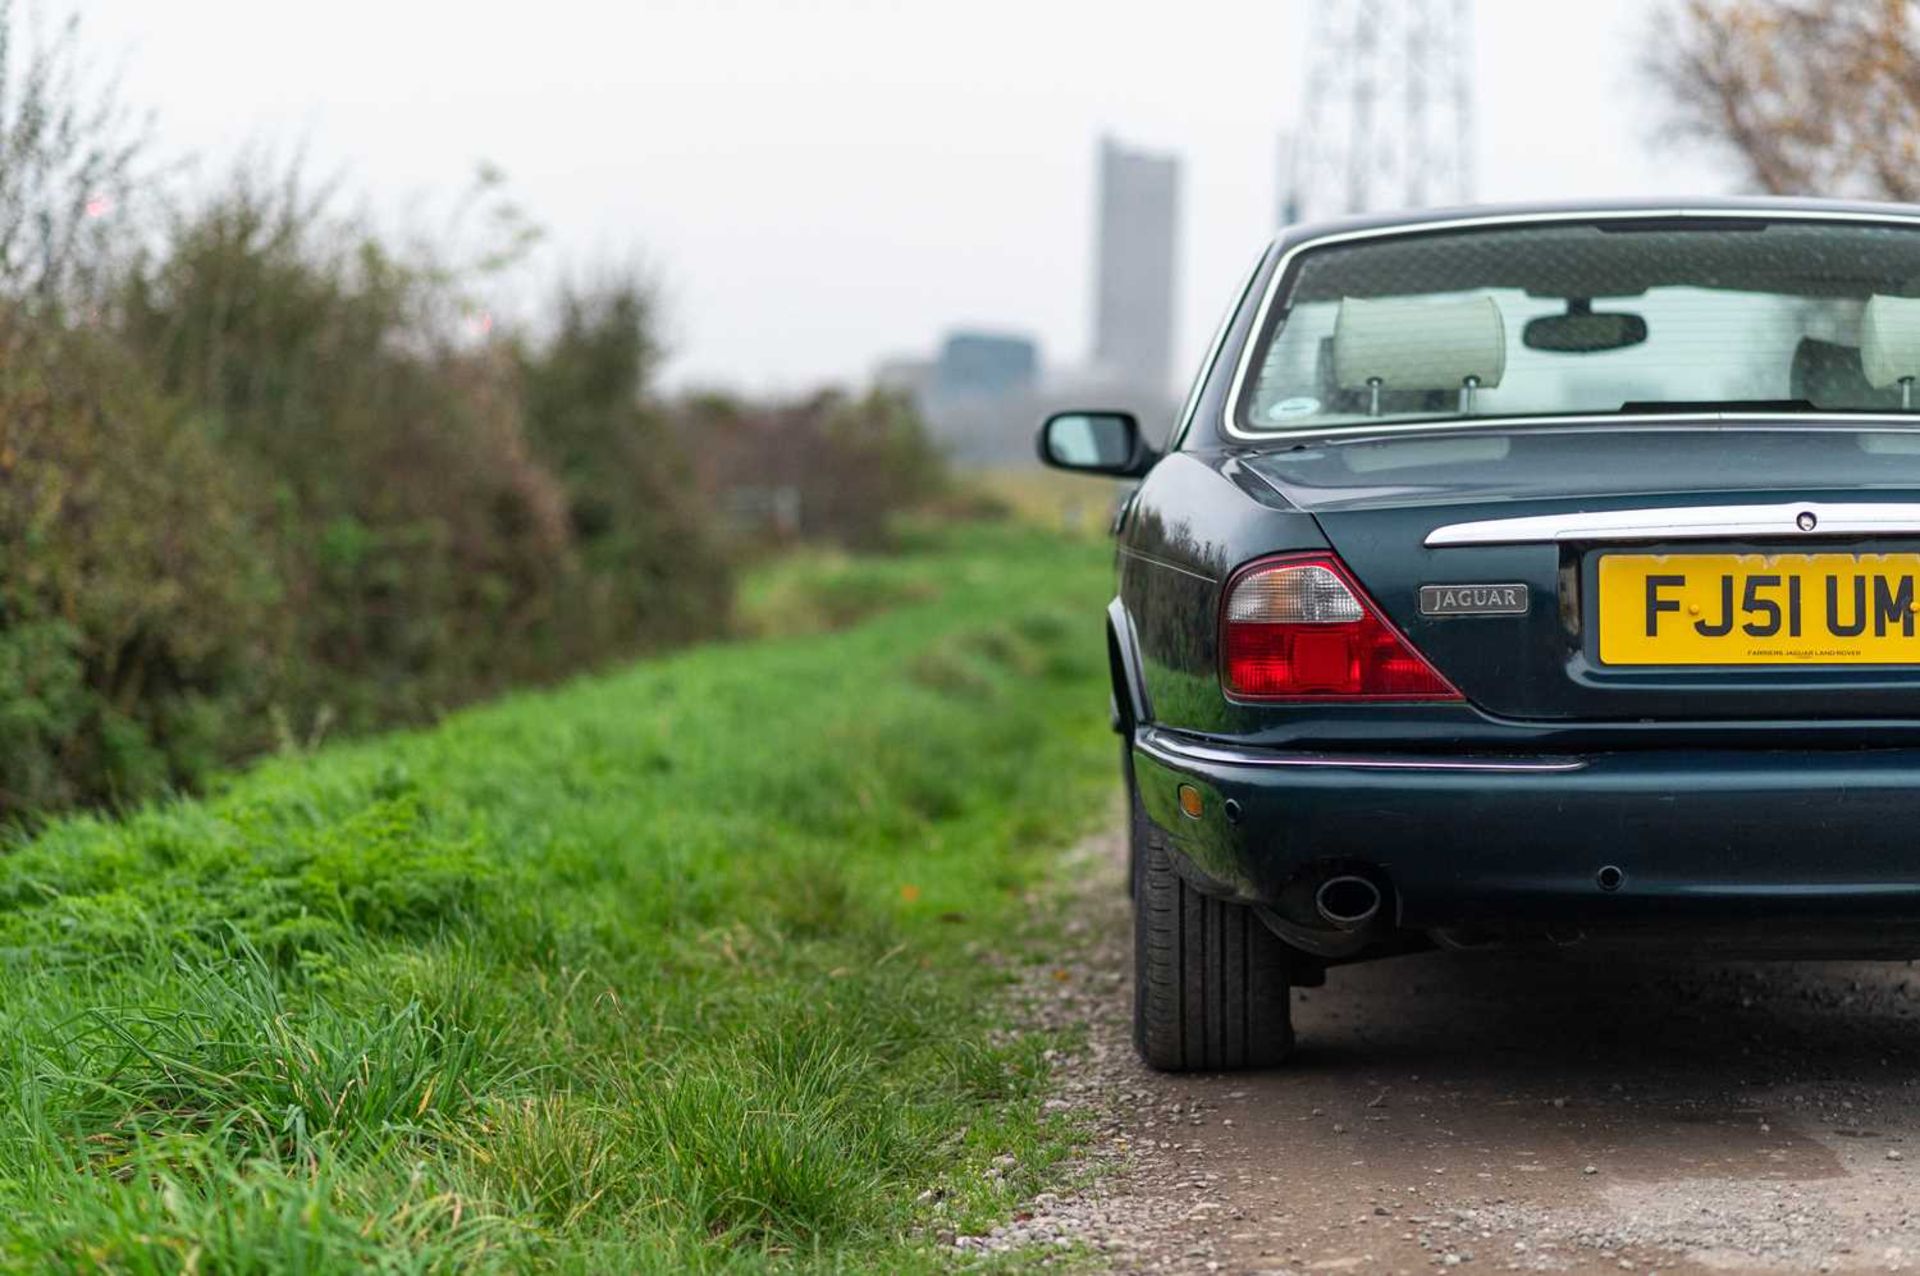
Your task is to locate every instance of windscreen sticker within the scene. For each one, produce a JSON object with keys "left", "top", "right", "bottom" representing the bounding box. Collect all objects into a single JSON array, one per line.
[{"left": 1267, "top": 396, "right": 1321, "bottom": 420}]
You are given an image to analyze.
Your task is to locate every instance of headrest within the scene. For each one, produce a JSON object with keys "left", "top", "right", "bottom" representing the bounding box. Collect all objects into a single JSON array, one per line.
[
  {"left": 1792, "top": 337, "right": 1899, "bottom": 408},
  {"left": 1861, "top": 294, "right": 1920, "bottom": 388},
  {"left": 1332, "top": 296, "right": 1506, "bottom": 392}
]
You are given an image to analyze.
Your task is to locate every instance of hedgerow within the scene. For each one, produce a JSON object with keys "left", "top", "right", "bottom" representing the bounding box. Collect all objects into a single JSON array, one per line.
[{"left": 0, "top": 10, "right": 946, "bottom": 824}]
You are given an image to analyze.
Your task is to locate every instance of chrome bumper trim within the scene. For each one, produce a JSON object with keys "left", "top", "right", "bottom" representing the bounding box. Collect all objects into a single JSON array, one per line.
[
  {"left": 1425, "top": 500, "right": 1920, "bottom": 547},
  {"left": 1137, "top": 728, "right": 1589, "bottom": 774}
]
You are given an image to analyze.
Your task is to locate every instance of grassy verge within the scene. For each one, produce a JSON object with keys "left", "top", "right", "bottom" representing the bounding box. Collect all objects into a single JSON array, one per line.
[
  {"left": 967, "top": 470, "right": 1129, "bottom": 541},
  {"left": 732, "top": 546, "right": 945, "bottom": 639},
  {"left": 0, "top": 523, "right": 1117, "bottom": 1272}
]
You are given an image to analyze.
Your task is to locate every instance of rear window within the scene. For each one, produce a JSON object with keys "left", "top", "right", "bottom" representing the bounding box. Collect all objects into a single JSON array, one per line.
[{"left": 1237, "top": 219, "right": 1920, "bottom": 433}]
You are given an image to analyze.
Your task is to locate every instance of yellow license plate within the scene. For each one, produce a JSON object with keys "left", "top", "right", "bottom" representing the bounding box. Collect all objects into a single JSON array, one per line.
[{"left": 1598, "top": 553, "right": 1920, "bottom": 666}]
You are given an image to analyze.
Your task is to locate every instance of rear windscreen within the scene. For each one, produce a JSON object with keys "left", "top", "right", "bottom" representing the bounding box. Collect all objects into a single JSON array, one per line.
[{"left": 1239, "top": 220, "right": 1920, "bottom": 433}]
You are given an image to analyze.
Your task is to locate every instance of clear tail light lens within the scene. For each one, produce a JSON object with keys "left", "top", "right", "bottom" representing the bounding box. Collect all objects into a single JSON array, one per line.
[{"left": 1221, "top": 554, "right": 1461, "bottom": 701}]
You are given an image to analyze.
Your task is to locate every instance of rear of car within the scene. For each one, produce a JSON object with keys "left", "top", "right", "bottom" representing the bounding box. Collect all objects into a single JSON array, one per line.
[{"left": 1044, "top": 201, "right": 1920, "bottom": 1070}]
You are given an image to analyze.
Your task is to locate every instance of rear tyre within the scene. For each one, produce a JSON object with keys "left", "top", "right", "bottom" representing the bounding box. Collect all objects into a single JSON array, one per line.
[{"left": 1133, "top": 816, "right": 1295, "bottom": 1071}]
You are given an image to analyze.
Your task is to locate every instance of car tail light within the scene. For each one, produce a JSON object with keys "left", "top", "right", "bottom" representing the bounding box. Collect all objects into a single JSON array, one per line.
[{"left": 1221, "top": 554, "right": 1461, "bottom": 701}]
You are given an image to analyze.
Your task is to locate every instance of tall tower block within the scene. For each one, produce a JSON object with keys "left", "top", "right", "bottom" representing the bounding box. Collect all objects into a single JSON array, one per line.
[{"left": 1093, "top": 136, "right": 1181, "bottom": 391}]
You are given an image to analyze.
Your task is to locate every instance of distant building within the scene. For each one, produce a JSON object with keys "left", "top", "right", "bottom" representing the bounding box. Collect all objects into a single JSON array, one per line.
[
  {"left": 931, "top": 330, "right": 1038, "bottom": 400},
  {"left": 893, "top": 328, "right": 1044, "bottom": 467},
  {"left": 870, "top": 137, "right": 1184, "bottom": 469},
  {"left": 1093, "top": 136, "right": 1181, "bottom": 393}
]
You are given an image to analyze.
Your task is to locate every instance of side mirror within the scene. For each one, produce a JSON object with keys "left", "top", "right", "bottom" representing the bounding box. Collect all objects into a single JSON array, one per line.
[{"left": 1037, "top": 411, "right": 1155, "bottom": 478}]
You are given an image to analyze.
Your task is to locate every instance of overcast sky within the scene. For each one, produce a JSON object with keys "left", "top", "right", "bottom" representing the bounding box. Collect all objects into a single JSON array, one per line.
[{"left": 83, "top": 0, "right": 1726, "bottom": 395}]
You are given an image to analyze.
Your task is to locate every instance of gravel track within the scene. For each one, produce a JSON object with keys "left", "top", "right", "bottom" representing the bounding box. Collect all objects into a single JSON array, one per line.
[{"left": 979, "top": 829, "right": 1920, "bottom": 1273}]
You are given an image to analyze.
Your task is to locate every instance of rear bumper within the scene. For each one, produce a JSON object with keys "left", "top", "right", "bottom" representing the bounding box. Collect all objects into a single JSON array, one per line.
[{"left": 1134, "top": 727, "right": 1920, "bottom": 941}]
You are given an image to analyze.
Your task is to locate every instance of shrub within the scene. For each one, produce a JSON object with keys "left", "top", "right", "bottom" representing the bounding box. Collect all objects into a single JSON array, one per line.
[
  {"left": 0, "top": 322, "right": 276, "bottom": 815},
  {"left": 679, "top": 386, "right": 948, "bottom": 551},
  {"left": 0, "top": 166, "right": 737, "bottom": 823},
  {"left": 118, "top": 177, "right": 587, "bottom": 724},
  {"left": 520, "top": 278, "right": 734, "bottom": 654}
]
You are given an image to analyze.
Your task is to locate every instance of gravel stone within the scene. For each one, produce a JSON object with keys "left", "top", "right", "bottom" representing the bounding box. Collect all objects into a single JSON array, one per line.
[{"left": 968, "top": 825, "right": 1920, "bottom": 1273}]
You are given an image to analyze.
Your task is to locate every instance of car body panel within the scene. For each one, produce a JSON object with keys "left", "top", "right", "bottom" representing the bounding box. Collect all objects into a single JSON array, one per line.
[
  {"left": 1118, "top": 441, "right": 1920, "bottom": 739},
  {"left": 1086, "top": 197, "right": 1920, "bottom": 960},
  {"left": 1116, "top": 452, "right": 1326, "bottom": 734},
  {"left": 1133, "top": 729, "right": 1920, "bottom": 956},
  {"left": 1235, "top": 426, "right": 1920, "bottom": 515}
]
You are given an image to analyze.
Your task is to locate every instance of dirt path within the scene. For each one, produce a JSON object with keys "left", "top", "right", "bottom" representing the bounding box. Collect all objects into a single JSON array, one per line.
[{"left": 985, "top": 831, "right": 1920, "bottom": 1273}]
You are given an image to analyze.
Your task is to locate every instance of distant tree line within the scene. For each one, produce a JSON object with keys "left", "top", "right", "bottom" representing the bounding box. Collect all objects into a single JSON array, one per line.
[
  {"left": 680, "top": 388, "right": 947, "bottom": 549},
  {"left": 0, "top": 9, "right": 946, "bottom": 823}
]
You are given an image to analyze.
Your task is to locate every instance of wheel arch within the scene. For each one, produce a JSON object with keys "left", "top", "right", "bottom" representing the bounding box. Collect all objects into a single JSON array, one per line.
[{"left": 1107, "top": 597, "right": 1152, "bottom": 733}]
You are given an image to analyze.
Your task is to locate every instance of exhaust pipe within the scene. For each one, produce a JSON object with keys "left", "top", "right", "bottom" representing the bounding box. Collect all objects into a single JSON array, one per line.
[
  {"left": 1258, "top": 869, "right": 1395, "bottom": 958},
  {"left": 1314, "top": 875, "right": 1383, "bottom": 930}
]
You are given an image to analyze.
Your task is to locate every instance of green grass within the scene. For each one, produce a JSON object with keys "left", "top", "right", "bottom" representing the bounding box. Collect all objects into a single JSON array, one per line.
[
  {"left": 0, "top": 524, "right": 1118, "bottom": 1272},
  {"left": 732, "top": 547, "right": 944, "bottom": 639}
]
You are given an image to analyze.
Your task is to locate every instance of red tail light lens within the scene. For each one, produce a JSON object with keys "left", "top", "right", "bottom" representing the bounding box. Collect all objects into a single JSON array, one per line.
[{"left": 1221, "top": 554, "right": 1461, "bottom": 701}]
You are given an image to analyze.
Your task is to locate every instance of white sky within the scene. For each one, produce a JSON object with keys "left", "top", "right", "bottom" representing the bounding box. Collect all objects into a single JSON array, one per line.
[{"left": 81, "top": 0, "right": 1727, "bottom": 395}]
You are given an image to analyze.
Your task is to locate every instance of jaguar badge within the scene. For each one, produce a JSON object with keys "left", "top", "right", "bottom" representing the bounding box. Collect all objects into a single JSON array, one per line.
[{"left": 1419, "top": 583, "right": 1529, "bottom": 617}]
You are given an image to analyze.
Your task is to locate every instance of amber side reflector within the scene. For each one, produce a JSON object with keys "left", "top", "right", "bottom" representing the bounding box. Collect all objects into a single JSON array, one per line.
[{"left": 1177, "top": 784, "right": 1204, "bottom": 819}]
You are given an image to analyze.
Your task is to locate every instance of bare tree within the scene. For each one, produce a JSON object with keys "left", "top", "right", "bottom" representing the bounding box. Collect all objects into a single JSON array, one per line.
[
  {"left": 0, "top": 1, "right": 144, "bottom": 313},
  {"left": 1650, "top": 0, "right": 1920, "bottom": 200}
]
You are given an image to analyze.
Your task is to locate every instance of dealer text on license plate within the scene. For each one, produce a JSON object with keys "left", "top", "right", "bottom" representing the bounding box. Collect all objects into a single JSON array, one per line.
[{"left": 1597, "top": 553, "right": 1920, "bottom": 665}]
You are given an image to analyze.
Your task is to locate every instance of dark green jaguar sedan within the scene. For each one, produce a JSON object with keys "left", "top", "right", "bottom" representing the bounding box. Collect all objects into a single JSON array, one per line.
[{"left": 1041, "top": 198, "right": 1920, "bottom": 1071}]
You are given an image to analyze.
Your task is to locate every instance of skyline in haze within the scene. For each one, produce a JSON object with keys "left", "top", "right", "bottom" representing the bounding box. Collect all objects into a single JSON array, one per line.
[
  {"left": 1093, "top": 136, "right": 1180, "bottom": 392},
  {"left": 83, "top": 0, "right": 1726, "bottom": 397}
]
